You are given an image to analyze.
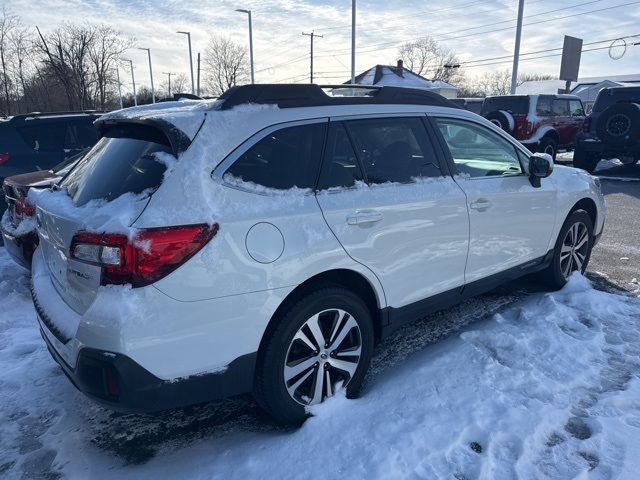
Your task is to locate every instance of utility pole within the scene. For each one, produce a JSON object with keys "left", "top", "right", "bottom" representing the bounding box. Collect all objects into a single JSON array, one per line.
[
  {"left": 124, "top": 59, "right": 137, "bottom": 106},
  {"left": 197, "top": 52, "right": 201, "bottom": 96},
  {"left": 163, "top": 72, "right": 173, "bottom": 97},
  {"left": 302, "top": 31, "right": 323, "bottom": 83},
  {"left": 138, "top": 47, "right": 155, "bottom": 103},
  {"left": 351, "top": 0, "right": 356, "bottom": 84},
  {"left": 116, "top": 67, "right": 123, "bottom": 109},
  {"left": 510, "top": 0, "right": 525, "bottom": 94},
  {"left": 177, "top": 31, "right": 195, "bottom": 94}
]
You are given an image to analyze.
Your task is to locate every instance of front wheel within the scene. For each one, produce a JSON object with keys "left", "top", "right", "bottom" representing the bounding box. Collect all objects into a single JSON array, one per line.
[
  {"left": 539, "top": 209, "right": 594, "bottom": 290},
  {"left": 254, "top": 287, "right": 374, "bottom": 424}
]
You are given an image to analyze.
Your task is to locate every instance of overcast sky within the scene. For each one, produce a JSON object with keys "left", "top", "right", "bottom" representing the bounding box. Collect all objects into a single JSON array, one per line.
[{"left": 6, "top": 0, "right": 640, "bottom": 93}]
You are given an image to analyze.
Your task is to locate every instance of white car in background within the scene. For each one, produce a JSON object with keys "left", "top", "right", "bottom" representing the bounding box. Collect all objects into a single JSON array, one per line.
[{"left": 31, "top": 85, "right": 605, "bottom": 424}]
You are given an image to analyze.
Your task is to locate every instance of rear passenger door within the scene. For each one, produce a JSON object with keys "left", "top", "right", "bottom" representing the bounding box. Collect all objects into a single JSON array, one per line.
[{"left": 315, "top": 116, "right": 470, "bottom": 309}]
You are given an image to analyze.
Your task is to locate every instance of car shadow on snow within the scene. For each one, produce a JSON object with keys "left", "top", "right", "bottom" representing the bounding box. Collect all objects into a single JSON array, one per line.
[{"left": 90, "top": 272, "right": 626, "bottom": 466}]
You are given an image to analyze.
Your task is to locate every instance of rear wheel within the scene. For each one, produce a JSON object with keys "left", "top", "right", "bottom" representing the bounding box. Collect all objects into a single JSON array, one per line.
[
  {"left": 538, "top": 136, "right": 558, "bottom": 160},
  {"left": 539, "top": 209, "right": 594, "bottom": 289},
  {"left": 254, "top": 287, "right": 374, "bottom": 424}
]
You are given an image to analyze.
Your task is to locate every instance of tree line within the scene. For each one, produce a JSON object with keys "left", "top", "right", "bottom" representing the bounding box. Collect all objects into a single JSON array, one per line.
[{"left": 1, "top": 5, "right": 556, "bottom": 117}]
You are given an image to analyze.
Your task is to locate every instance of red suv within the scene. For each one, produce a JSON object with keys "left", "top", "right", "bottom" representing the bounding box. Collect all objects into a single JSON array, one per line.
[{"left": 481, "top": 94, "right": 586, "bottom": 159}]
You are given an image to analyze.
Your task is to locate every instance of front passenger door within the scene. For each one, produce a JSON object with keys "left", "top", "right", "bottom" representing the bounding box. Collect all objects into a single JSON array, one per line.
[{"left": 433, "top": 117, "right": 557, "bottom": 284}]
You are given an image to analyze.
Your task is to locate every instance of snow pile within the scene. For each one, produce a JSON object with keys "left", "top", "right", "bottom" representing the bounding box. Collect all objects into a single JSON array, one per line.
[{"left": 2, "top": 245, "right": 640, "bottom": 479}]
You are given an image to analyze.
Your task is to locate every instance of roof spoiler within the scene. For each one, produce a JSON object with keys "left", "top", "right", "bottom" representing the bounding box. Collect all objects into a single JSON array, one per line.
[{"left": 94, "top": 117, "right": 192, "bottom": 155}]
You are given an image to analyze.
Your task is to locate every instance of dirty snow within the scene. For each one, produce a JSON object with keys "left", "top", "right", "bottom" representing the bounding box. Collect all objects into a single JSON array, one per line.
[
  {"left": 1, "top": 246, "right": 640, "bottom": 479},
  {"left": 1, "top": 210, "right": 36, "bottom": 237}
]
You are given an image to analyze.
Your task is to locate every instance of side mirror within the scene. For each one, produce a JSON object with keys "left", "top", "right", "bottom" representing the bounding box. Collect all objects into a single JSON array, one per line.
[{"left": 528, "top": 153, "right": 554, "bottom": 187}]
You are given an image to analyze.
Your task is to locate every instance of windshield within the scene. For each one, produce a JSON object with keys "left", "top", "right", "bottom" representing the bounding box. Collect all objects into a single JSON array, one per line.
[
  {"left": 52, "top": 148, "right": 90, "bottom": 176},
  {"left": 59, "top": 126, "right": 175, "bottom": 206},
  {"left": 593, "top": 89, "right": 640, "bottom": 112}
]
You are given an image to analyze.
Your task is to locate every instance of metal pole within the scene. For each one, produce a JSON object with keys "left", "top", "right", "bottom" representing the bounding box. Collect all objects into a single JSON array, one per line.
[
  {"left": 147, "top": 49, "right": 155, "bottom": 103},
  {"left": 197, "top": 53, "right": 201, "bottom": 96},
  {"left": 510, "top": 0, "right": 525, "bottom": 94},
  {"left": 351, "top": 0, "right": 356, "bottom": 84},
  {"left": 116, "top": 67, "right": 123, "bottom": 109},
  {"left": 178, "top": 31, "right": 195, "bottom": 94},
  {"left": 302, "top": 31, "right": 323, "bottom": 83},
  {"left": 236, "top": 9, "right": 255, "bottom": 84},
  {"left": 127, "top": 59, "right": 137, "bottom": 106}
]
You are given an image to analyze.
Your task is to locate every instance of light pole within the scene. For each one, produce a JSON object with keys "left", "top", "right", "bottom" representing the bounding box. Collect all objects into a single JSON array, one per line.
[
  {"left": 510, "top": 0, "right": 525, "bottom": 94},
  {"left": 351, "top": 0, "right": 356, "bottom": 84},
  {"left": 236, "top": 9, "right": 254, "bottom": 83},
  {"left": 115, "top": 67, "right": 123, "bottom": 109},
  {"left": 138, "top": 47, "right": 155, "bottom": 103},
  {"left": 177, "top": 31, "right": 195, "bottom": 94},
  {"left": 163, "top": 72, "right": 173, "bottom": 97},
  {"left": 123, "top": 59, "right": 137, "bottom": 106}
]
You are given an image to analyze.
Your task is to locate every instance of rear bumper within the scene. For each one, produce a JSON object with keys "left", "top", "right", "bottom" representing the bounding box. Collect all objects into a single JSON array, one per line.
[
  {"left": 577, "top": 137, "right": 640, "bottom": 157},
  {"left": 39, "top": 321, "right": 257, "bottom": 413},
  {"left": 0, "top": 227, "right": 37, "bottom": 270}
]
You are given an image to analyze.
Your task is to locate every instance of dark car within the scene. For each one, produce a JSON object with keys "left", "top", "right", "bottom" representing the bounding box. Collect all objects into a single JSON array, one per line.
[
  {"left": 450, "top": 98, "right": 484, "bottom": 115},
  {"left": 573, "top": 86, "right": 640, "bottom": 173},
  {"left": 481, "top": 94, "right": 586, "bottom": 159},
  {"left": 0, "top": 111, "right": 101, "bottom": 214},
  {"left": 1, "top": 151, "right": 85, "bottom": 269}
]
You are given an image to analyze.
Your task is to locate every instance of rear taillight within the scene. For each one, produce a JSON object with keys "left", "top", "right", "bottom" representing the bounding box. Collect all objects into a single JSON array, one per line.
[
  {"left": 14, "top": 198, "right": 35, "bottom": 217},
  {"left": 0, "top": 152, "right": 9, "bottom": 165},
  {"left": 70, "top": 224, "right": 218, "bottom": 287},
  {"left": 583, "top": 117, "right": 591, "bottom": 133}
]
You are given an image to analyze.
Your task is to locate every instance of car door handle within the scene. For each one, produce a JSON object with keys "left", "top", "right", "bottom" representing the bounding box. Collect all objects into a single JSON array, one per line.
[
  {"left": 469, "top": 199, "right": 491, "bottom": 211},
  {"left": 347, "top": 210, "right": 383, "bottom": 225}
]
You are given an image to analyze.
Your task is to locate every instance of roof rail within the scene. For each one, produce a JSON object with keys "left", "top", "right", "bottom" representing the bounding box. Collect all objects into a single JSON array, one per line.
[
  {"left": 216, "top": 84, "right": 456, "bottom": 110},
  {"left": 9, "top": 110, "right": 106, "bottom": 121}
]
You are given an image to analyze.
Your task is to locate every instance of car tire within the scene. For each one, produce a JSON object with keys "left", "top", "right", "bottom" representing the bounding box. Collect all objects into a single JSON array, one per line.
[
  {"left": 485, "top": 110, "right": 514, "bottom": 133},
  {"left": 595, "top": 102, "right": 640, "bottom": 147},
  {"left": 254, "top": 286, "right": 375, "bottom": 424},
  {"left": 538, "top": 136, "right": 558, "bottom": 160},
  {"left": 539, "top": 209, "right": 594, "bottom": 290},
  {"left": 572, "top": 146, "right": 600, "bottom": 173}
]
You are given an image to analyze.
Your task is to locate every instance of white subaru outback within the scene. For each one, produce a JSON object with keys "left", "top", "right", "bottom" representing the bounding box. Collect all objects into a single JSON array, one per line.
[{"left": 31, "top": 85, "right": 605, "bottom": 423}]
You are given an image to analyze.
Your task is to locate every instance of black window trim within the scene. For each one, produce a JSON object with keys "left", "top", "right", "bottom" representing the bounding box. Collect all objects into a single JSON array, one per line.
[
  {"left": 212, "top": 117, "right": 330, "bottom": 196},
  {"left": 428, "top": 114, "right": 530, "bottom": 180}
]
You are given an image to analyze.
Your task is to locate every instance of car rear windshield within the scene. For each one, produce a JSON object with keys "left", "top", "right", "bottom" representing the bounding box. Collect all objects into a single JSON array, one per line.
[
  {"left": 481, "top": 96, "right": 529, "bottom": 116},
  {"left": 59, "top": 124, "right": 175, "bottom": 206},
  {"left": 593, "top": 89, "right": 640, "bottom": 112}
]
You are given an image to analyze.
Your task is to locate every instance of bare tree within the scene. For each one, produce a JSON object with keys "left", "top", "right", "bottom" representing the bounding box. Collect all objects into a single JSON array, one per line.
[
  {"left": 459, "top": 70, "right": 559, "bottom": 97},
  {"left": 204, "top": 35, "right": 248, "bottom": 96},
  {"left": 89, "top": 25, "right": 134, "bottom": 110},
  {"left": 397, "top": 36, "right": 462, "bottom": 83},
  {"left": 0, "top": 7, "right": 19, "bottom": 115}
]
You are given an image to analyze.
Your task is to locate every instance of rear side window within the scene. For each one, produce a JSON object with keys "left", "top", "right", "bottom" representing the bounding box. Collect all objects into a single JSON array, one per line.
[
  {"left": 536, "top": 96, "right": 553, "bottom": 116},
  {"left": 225, "top": 123, "right": 326, "bottom": 190},
  {"left": 18, "top": 123, "right": 66, "bottom": 152},
  {"left": 60, "top": 125, "right": 175, "bottom": 206},
  {"left": 552, "top": 99, "right": 570, "bottom": 116},
  {"left": 344, "top": 117, "right": 441, "bottom": 184},
  {"left": 481, "top": 96, "right": 529, "bottom": 116}
]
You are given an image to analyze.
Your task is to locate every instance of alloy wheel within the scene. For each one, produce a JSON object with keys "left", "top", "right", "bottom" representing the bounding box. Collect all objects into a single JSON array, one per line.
[
  {"left": 283, "top": 308, "right": 362, "bottom": 406},
  {"left": 560, "top": 221, "right": 589, "bottom": 278}
]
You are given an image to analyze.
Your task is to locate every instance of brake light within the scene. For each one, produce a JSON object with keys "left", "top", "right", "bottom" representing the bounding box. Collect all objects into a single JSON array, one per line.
[
  {"left": 15, "top": 198, "right": 35, "bottom": 217},
  {"left": 0, "top": 152, "right": 9, "bottom": 165},
  {"left": 70, "top": 224, "right": 218, "bottom": 287}
]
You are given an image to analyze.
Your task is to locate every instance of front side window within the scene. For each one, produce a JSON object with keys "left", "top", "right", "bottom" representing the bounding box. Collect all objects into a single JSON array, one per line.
[
  {"left": 225, "top": 123, "right": 326, "bottom": 190},
  {"left": 435, "top": 118, "right": 523, "bottom": 178},
  {"left": 344, "top": 117, "right": 441, "bottom": 184},
  {"left": 569, "top": 100, "right": 585, "bottom": 117}
]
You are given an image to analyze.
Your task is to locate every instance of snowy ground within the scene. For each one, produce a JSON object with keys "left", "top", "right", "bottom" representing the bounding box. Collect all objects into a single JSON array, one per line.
[{"left": 1, "top": 247, "right": 640, "bottom": 479}]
